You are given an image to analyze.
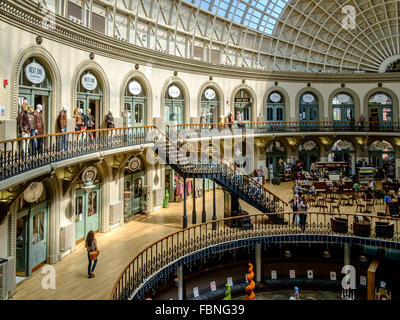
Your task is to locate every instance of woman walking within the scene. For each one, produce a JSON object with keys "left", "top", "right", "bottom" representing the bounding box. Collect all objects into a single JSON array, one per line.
[{"left": 85, "top": 230, "right": 99, "bottom": 278}]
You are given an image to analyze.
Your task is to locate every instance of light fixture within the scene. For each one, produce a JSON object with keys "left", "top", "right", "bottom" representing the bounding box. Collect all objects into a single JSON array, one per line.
[
  {"left": 284, "top": 250, "right": 292, "bottom": 258},
  {"left": 359, "top": 255, "right": 367, "bottom": 263},
  {"left": 323, "top": 250, "right": 331, "bottom": 259}
]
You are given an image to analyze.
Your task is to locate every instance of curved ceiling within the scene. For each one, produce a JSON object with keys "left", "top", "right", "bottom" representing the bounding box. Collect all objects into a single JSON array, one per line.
[{"left": 44, "top": 0, "right": 400, "bottom": 73}]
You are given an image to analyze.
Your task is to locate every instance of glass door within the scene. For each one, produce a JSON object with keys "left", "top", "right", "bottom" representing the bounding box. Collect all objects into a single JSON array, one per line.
[
  {"left": 87, "top": 187, "right": 100, "bottom": 233},
  {"left": 75, "top": 186, "right": 100, "bottom": 242},
  {"left": 266, "top": 103, "right": 285, "bottom": 131},
  {"left": 16, "top": 210, "right": 29, "bottom": 276},
  {"left": 29, "top": 204, "right": 48, "bottom": 272},
  {"left": 133, "top": 174, "right": 144, "bottom": 214},
  {"left": 75, "top": 191, "right": 85, "bottom": 241}
]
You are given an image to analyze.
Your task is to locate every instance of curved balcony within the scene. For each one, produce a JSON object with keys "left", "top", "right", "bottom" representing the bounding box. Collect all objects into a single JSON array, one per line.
[{"left": 110, "top": 211, "right": 400, "bottom": 300}]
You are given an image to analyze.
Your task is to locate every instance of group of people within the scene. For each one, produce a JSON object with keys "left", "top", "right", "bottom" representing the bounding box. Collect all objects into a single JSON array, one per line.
[
  {"left": 17, "top": 98, "right": 45, "bottom": 154},
  {"left": 200, "top": 110, "right": 246, "bottom": 130}
]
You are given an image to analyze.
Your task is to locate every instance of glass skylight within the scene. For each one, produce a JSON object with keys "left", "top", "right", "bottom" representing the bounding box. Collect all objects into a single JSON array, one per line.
[{"left": 186, "top": 0, "right": 288, "bottom": 35}]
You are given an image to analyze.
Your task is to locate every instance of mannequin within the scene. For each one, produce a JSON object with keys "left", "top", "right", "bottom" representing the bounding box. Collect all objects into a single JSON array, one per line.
[
  {"left": 83, "top": 108, "right": 94, "bottom": 141},
  {"left": 17, "top": 98, "right": 31, "bottom": 154},
  {"left": 58, "top": 106, "right": 68, "bottom": 150},
  {"left": 106, "top": 109, "right": 115, "bottom": 140},
  {"left": 27, "top": 104, "right": 36, "bottom": 154},
  {"left": 33, "top": 104, "right": 44, "bottom": 153}
]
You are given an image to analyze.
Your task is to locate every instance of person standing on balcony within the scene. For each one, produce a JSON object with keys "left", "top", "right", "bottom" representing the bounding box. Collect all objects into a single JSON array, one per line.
[
  {"left": 236, "top": 110, "right": 244, "bottom": 129},
  {"left": 58, "top": 106, "right": 68, "bottom": 151},
  {"left": 299, "top": 199, "right": 309, "bottom": 232},
  {"left": 84, "top": 108, "right": 95, "bottom": 142},
  {"left": 106, "top": 110, "right": 115, "bottom": 140},
  {"left": 27, "top": 105, "right": 36, "bottom": 155},
  {"left": 85, "top": 230, "right": 99, "bottom": 278},
  {"left": 18, "top": 99, "right": 31, "bottom": 154},
  {"left": 33, "top": 104, "right": 44, "bottom": 154},
  {"left": 289, "top": 193, "right": 301, "bottom": 225},
  {"left": 228, "top": 112, "right": 234, "bottom": 130}
]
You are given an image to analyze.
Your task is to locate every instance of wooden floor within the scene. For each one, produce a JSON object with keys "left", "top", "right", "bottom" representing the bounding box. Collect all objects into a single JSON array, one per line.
[{"left": 11, "top": 181, "right": 387, "bottom": 300}]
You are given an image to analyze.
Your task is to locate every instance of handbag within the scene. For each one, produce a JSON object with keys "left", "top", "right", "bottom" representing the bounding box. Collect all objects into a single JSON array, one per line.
[{"left": 89, "top": 250, "right": 99, "bottom": 261}]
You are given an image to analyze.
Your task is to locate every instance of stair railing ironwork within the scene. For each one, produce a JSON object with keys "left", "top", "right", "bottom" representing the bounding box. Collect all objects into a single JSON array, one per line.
[{"left": 110, "top": 210, "right": 400, "bottom": 300}]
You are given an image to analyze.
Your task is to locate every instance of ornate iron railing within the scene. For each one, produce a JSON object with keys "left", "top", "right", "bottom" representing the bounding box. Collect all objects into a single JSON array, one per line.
[
  {"left": 0, "top": 126, "right": 156, "bottom": 181},
  {"left": 110, "top": 211, "right": 400, "bottom": 300},
  {"left": 171, "top": 121, "right": 400, "bottom": 137}
]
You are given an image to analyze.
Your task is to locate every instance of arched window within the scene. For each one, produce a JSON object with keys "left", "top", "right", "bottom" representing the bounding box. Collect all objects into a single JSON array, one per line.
[
  {"left": 298, "top": 140, "right": 320, "bottom": 171},
  {"left": 368, "top": 93, "right": 393, "bottom": 130},
  {"left": 234, "top": 89, "right": 252, "bottom": 123},
  {"left": 332, "top": 93, "right": 354, "bottom": 130},
  {"left": 201, "top": 87, "right": 219, "bottom": 126},
  {"left": 77, "top": 71, "right": 103, "bottom": 129},
  {"left": 165, "top": 84, "right": 184, "bottom": 127},
  {"left": 369, "top": 140, "right": 395, "bottom": 176},
  {"left": 299, "top": 92, "right": 318, "bottom": 129},
  {"left": 266, "top": 92, "right": 285, "bottom": 130},
  {"left": 124, "top": 79, "right": 146, "bottom": 127},
  {"left": 18, "top": 57, "right": 52, "bottom": 136}
]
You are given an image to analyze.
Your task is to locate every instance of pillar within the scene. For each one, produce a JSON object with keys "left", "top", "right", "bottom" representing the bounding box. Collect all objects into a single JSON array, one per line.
[
  {"left": 255, "top": 243, "right": 262, "bottom": 282},
  {"left": 212, "top": 181, "right": 217, "bottom": 230},
  {"left": 202, "top": 179, "right": 207, "bottom": 223},
  {"left": 183, "top": 177, "right": 187, "bottom": 229},
  {"left": 192, "top": 178, "right": 196, "bottom": 225},
  {"left": 176, "top": 265, "right": 184, "bottom": 300},
  {"left": 344, "top": 243, "right": 351, "bottom": 266}
]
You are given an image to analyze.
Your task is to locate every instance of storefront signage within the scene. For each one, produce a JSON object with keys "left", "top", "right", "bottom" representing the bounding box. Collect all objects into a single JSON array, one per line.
[
  {"left": 303, "top": 140, "right": 317, "bottom": 151},
  {"left": 127, "top": 156, "right": 142, "bottom": 172},
  {"left": 372, "top": 141, "right": 391, "bottom": 151},
  {"left": 168, "top": 85, "right": 180, "bottom": 98},
  {"left": 316, "top": 162, "right": 348, "bottom": 168},
  {"left": 81, "top": 73, "right": 98, "bottom": 91},
  {"left": 129, "top": 81, "right": 142, "bottom": 95},
  {"left": 302, "top": 94, "right": 315, "bottom": 103},
  {"left": 373, "top": 94, "right": 389, "bottom": 104},
  {"left": 204, "top": 88, "right": 216, "bottom": 100},
  {"left": 234, "top": 98, "right": 251, "bottom": 103},
  {"left": 23, "top": 182, "right": 44, "bottom": 203},
  {"left": 270, "top": 92, "right": 282, "bottom": 103},
  {"left": 336, "top": 94, "right": 351, "bottom": 104},
  {"left": 25, "top": 62, "right": 46, "bottom": 84}
]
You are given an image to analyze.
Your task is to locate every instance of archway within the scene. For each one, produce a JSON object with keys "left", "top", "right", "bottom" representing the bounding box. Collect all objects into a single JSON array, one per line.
[
  {"left": 369, "top": 140, "right": 396, "bottom": 179},
  {"left": 332, "top": 140, "right": 356, "bottom": 175},
  {"left": 266, "top": 140, "right": 287, "bottom": 179},
  {"left": 298, "top": 140, "right": 320, "bottom": 171}
]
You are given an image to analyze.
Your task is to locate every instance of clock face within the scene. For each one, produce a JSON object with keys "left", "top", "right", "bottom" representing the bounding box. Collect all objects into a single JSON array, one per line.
[{"left": 23, "top": 182, "right": 44, "bottom": 203}]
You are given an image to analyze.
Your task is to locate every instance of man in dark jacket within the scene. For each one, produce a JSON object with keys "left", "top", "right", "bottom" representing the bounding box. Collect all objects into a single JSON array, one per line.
[
  {"left": 18, "top": 99, "right": 31, "bottom": 154},
  {"left": 58, "top": 106, "right": 68, "bottom": 150},
  {"left": 33, "top": 104, "right": 44, "bottom": 153}
]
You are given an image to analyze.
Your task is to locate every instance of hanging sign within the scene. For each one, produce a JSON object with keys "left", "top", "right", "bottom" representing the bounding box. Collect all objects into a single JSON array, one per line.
[
  {"left": 129, "top": 81, "right": 142, "bottom": 95},
  {"left": 270, "top": 92, "right": 282, "bottom": 103},
  {"left": 303, "top": 140, "right": 317, "bottom": 151},
  {"left": 210, "top": 281, "right": 217, "bottom": 291},
  {"left": 271, "top": 270, "right": 277, "bottom": 280},
  {"left": 289, "top": 270, "right": 296, "bottom": 279},
  {"left": 336, "top": 94, "right": 351, "bottom": 104},
  {"left": 227, "top": 277, "right": 233, "bottom": 287},
  {"left": 81, "top": 73, "right": 98, "bottom": 91},
  {"left": 168, "top": 85, "right": 180, "bottom": 98},
  {"left": 330, "top": 272, "right": 337, "bottom": 281},
  {"left": 204, "top": 88, "right": 216, "bottom": 100},
  {"left": 193, "top": 287, "right": 199, "bottom": 298},
  {"left": 307, "top": 270, "right": 314, "bottom": 279},
  {"left": 373, "top": 94, "right": 389, "bottom": 104},
  {"left": 25, "top": 62, "right": 46, "bottom": 84},
  {"left": 235, "top": 97, "right": 250, "bottom": 103},
  {"left": 302, "top": 94, "right": 315, "bottom": 103}
]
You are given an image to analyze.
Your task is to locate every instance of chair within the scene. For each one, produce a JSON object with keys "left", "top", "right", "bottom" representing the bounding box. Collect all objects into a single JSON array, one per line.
[
  {"left": 355, "top": 199, "right": 365, "bottom": 213},
  {"left": 331, "top": 198, "right": 342, "bottom": 213},
  {"left": 375, "top": 222, "right": 394, "bottom": 239},
  {"left": 331, "top": 217, "right": 348, "bottom": 234},
  {"left": 365, "top": 197, "right": 375, "bottom": 213},
  {"left": 353, "top": 216, "right": 371, "bottom": 237}
]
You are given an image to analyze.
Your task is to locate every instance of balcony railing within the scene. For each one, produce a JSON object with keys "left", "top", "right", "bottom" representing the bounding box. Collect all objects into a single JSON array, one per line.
[
  {"left": 110, "top": 211, "right": 400, "bottom": 300},
  {"left": 0, "top": 126, "right": 156, "bottom": 181},
  {"left": 169, "top": 121, "right": 400, "bottom": 137}
]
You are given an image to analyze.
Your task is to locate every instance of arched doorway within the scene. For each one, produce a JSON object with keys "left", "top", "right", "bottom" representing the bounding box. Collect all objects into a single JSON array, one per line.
[
  {"left": 332, "top": 140, "right": 356, "bottom": 175},
  {"left": 298, "top": 140, "right": 320, "bottom": 171},
  {"left": 369, "top": 140, "right": 395, "bottom": 178},
  {"left": 123, "top": 79, "right": 146, "bottom": 127},
  {"left": 234, "top": 89, "right": 252, "bottom": 124},
  {"left": 368, "top": 93, "right": 393, "bottom": 131},
  {"left": 77, "top": 71, "right": 103, "bottom": 129},
  {"left": 266, "top": 140, "right": 286, "bottom": 179},
  {"left": 299, "top": 92, "right": 319, "bottom": 130},
  {"left": 266, "top": 91, "right": 285, "bottom": 130},
  {"left": 200, "top": 87, "right": 219, "bottom": 126},
  {"left": 332, "top": 93, "right": 355, "bottom": 130},
  {"left": 123, "top": 155, "right": 146, "bottom": 221},
  {"left": 165, "top": 84, "right": 185, "bottom": 127},
  {"left": 18, "top": 57, "right": 52, "bottom": 137}
]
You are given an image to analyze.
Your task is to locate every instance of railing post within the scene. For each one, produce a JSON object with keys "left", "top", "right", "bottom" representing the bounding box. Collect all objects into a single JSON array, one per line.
[
  {"left": 192, "top": 178, "right": 196, "bottom": 225},
  {"left": 202, "top": 178, "right": 207, "bottom": 223},
  {"left": 212, "top": 181, "right": 217, "bottom": 230},
  {"left": 255, "top": 243, "right": 262, "bottom": 282},
  {"left": 183, "top": 177, "right": 187, "bottom": 229}
]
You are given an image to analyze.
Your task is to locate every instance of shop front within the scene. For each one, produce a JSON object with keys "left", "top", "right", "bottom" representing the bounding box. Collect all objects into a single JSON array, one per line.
[
  {"left": 123, "top": 156, "right": 146, "bottom": 220},
  {"left": 368, "top": 93, "right": 393, "bottom": 131},
  {"left": 16, "top": 182, "right": 48, "bottom": 277},
  {"left": 266, "top": 140, "right": 286, "bottom": 180},
  {"left": 77, "top": 71, "right": 103, "bottom": 130},
  {"left": 234, "top": 89, "right": 252, "bottom": 123},
  {"left": 369, "top": 140, "right": 396, "bottom": 179},
  {"left": 298, "top": 140, "right": 320, "bottom": 171},
  {"left": 332, "top": 140, "right": 356, "bottom": 175},
  {"left": 74, "top": 166, "right": 101, "bottom": 242}
]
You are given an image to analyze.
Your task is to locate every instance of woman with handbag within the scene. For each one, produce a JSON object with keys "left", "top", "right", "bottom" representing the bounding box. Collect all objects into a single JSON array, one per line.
[{"left": 85, "top": 230, "right": 99, "bottom": 278}]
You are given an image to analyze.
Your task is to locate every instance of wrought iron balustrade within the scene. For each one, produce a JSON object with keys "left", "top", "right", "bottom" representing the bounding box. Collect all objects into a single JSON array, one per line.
[
  {"left": 0, "top": 126, "right": 156, "bottom": 181},
  {"left": 110, "top": 211, "right": 400, "bottom": 300}
]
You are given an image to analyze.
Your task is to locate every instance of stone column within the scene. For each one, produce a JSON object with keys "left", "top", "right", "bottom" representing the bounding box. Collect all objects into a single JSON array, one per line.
[
  {"left": 344, "top": 243, "right": 351, "bottom": 266},
  {"left": 255, "top": 243, "right": 262, "bottom": 282},
  {"left": 176, "top": 265, "right": 184, "bottom": 300}
]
